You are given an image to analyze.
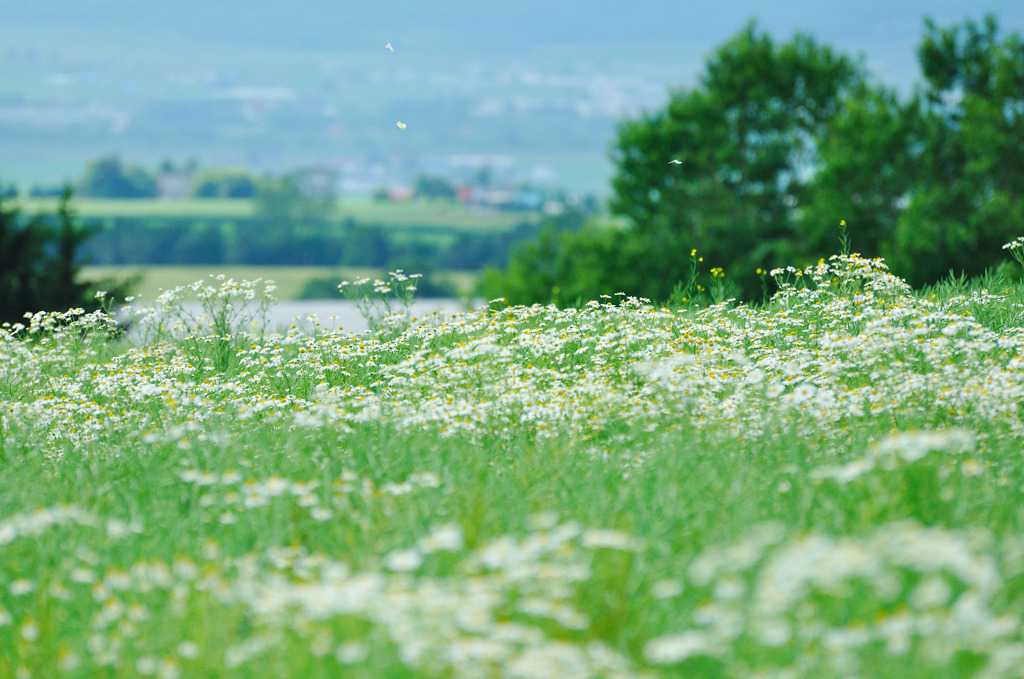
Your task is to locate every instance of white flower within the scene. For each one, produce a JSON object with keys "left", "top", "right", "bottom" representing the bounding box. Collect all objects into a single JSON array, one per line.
[
  {"left": 20, "top": 618, "right": 40, "bottom": 642},
  {"left": 396, "top": 121, "right": 407, "bottom": 130},
  {"left": 136, "top": 656, "right": 157, "bottom": 675},
  {"left": 581, "top": 528, "right": 643, "bottom": 552},
  {"left": 418, "top": 523, "right": 464, "bottom": 553},
  {"left": 745, "top": 368, "right": 766, "bottom": 384},
  {"left": 311, "top": 507, "right": 333, "bottom": 521},
  {"left": 384, "top": 548, "right": 423, "bottom": 571},
  {"left": 911, "top": 575, "right": 952, "bottom": 609},
  {"left": 790, "top": 383, "right": 816, "bottom": 403},
  {"left": 177, "top": 643, "right": 198, "bottom": 659},
  {"left": 651, "top": 579, "right": 683, "bottom": 599},
  {"left": 385, "top": 42, "right": 394, "bottom": 52},
  {"left": 336, "top": 641, "right": 369, "bottom": 664},
  {"left": 644, "top": 630, "right": 715, "bottom": 664},
  {"left": 10, "top": 579, "right": 35, "bottom": 596}
]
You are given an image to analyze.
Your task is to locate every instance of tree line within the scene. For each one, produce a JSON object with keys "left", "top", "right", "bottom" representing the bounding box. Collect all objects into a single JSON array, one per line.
[
  {"left": 482, "top": 15, "right": 1024, "bottom": 304},
  {"left": 80, "top": 215, "right": 550, "bottom": 271}
]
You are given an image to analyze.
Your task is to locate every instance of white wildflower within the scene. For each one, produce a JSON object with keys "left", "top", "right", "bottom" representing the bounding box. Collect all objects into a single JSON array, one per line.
[
  {"left": 384, "top": 548, "right": 423, "bottom": 572},
  {"left": 644, "top": 630, "right": 715, "bottom": 664}
]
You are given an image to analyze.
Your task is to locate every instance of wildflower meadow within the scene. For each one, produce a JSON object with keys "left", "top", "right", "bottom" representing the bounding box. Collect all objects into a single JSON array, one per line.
[{"left": 4, "top": 241, "right": 1024, "bottom": 679}]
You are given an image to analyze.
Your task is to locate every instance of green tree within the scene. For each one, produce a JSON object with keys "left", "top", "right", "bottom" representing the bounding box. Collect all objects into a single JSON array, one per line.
[
  {"left": 798, "top": 85, "right": 920, "bottom": 257},
  {"left": 413, "top": 174, "right": 456, "bottom": 200},
  {"left": 341, "top": 225, "right": 390, "bottom": 267},
  {"left": 609, "top": 21, "right": 866, "bottom": 299},
  {"left": 0, "top": 188, "right": 134, "bottom": 325},
  {"left": 486, "top": 16, "right": 1024, "bottom": 305},
  {"left": 478, "top": 223, "right": 721, "bottom": 307},
  {"left": 0, "top": 193, "right": 44, "bottom": 323},
  {"left": 254, "top": 168, "right": 338, "bottom": 237},
  {"left": 77, "top": 155, "right": 157, "bottom": 198},
  {"left": 190, "top": 168, "right": 258, "bottom": 199},
  {"left": 887, "top": 15, "right": 1024, "bottom": 285},
  {"left": 174, "top": 221, "right": 227, "bottom": 264},
  {"left": 43, "top": 188, "right": 94, "bottom": 310}
]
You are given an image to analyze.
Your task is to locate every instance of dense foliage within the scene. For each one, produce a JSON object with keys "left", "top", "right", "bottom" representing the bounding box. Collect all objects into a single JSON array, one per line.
[
  {"left": 79, "top": 213, "right": 549, "bottom": 270},
  {"left": 77, "top": 156, "right": 159, "bottom": 199},
  {"left": 0, "top": 189, "right": 132, "bottom": 325},
  {"left": 190, "top": 169, "right": 259, "bottom": 199},
  {"left": 484, "top": 15, "right": 1024, "bottom": 304}
]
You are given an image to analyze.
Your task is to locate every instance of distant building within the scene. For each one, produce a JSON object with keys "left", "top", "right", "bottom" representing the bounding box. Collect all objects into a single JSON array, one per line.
[
  {"left": 156, "top": 171, "right": 193, "bottom": 199},
  {"left": 387, "top": 186, "right": 414, "bottom": 201}
]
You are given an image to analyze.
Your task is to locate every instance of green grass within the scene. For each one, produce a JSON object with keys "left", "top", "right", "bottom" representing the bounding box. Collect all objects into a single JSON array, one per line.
[
  {"left": 340, "top": 197, "right": 539, "bottom": 231},
  {"left": 20, "top": 197, "right": 256, "bottom": 219},
  {"left": 20, "top": 196, "right": 539, "bottom": 232},
  {"left": 4, "top": 250, "right": 1024, "bottom": 678}
]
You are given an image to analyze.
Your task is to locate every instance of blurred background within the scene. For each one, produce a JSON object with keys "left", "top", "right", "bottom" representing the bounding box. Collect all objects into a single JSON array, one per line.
[
  {"left": 2, "top": 0, "right": 1023, "bottom": 321},
  {"left": 3, "top": 0, "right": 1020, "bottom": 194}
]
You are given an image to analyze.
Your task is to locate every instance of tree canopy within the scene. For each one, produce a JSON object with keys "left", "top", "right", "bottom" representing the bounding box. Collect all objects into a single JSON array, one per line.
[
  {"left": 483, "top": 15, "right": 1024, "bottom": 304},
  {"left": 887, "top": 15, "right": 1024, "bottom": 285},
  {"left": 77, "top": 155, "right": 158, "bottom": 199},
  {"left": 610, "top": 21, "right": 865, "bottom": 298}
]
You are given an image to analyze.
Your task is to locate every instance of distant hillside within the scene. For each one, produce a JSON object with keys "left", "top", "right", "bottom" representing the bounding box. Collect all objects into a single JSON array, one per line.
[{"left": 2, "top": 0, "right": 1022, "bottom": 192}]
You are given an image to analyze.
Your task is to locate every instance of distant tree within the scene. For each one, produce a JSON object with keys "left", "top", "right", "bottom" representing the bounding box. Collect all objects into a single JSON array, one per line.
[
  {"left": 413, "top": 174, "right": 456, "bottom": 200},
  {"left": 173, "top": 221, "right": 227, "bottom": 264},
  {"left": 341, "top": 225, "right": 390, "bottom": 267},
  {"left": 190, "top": 168, "right": 258, "bottom": 199},
  {"left": 254, "top": 168, "right": 338, "bottom": 237},
  {"left": 29, "top": 184, "right": 67, "bottom": 198},
  {"left": 77, "top": 155, "right": 157, "bottom": 198}
]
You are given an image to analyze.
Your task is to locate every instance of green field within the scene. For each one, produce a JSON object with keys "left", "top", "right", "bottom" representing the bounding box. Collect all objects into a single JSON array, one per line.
[
  {"left": 339, "top": 198, "right": 539, "bottom": 231},
  {"left": 80, "top": 266, "right": 479, "bottom": 300},
  {"left": 5, "top": 245, "right": 1024, "bottom": 678},
  {"left": 21, "top": 198, "right": 256, "bottom": 219},
  {"left": 21, "top": 197, "right": 539, "bottom": 232}
]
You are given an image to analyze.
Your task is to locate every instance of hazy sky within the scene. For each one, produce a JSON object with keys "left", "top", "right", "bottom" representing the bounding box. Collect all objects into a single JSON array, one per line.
[
  {"left": 673, "top": 0, "right": 1024, "bottom": 91},
  {"left": 5, "top": 0, "right": 1023, "bottom": 93},
  {"left": 3, "top": 0, "right": 1023, "bottom": 189}
]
